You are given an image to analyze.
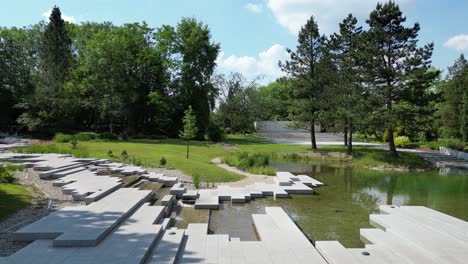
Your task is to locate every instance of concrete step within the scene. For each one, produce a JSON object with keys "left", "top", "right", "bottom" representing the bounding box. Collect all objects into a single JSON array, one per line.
[
  {"left": 315, "top": 241, "right": 360, "bottom": 264},
  {"left": 146, "top": 228, "right": 185, "bottom": 264},
  {"left": 7, "top": 203, "right": 164, "bottom": 264},
  {"left": 13, "top": 188, "right": 153, "bottom": 247}
]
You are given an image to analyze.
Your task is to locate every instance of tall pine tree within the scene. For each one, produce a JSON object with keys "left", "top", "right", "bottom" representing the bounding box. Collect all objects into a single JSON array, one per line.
[
  {"left": 280, "top": 16, "right": 328, "bottom": 150},
  {"left": 328, "top": 14, "right": 366, "bottom": 153},
  {"left": 364, "top": 1, "right": 436, "bottom": 156}
]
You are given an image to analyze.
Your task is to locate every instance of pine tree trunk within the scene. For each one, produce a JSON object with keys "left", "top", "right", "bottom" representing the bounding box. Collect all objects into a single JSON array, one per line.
[
  {"left": 344, "top": 127, "right": 348, "bottom": 147},
  {"left": 186, "top": 141, "right": 190, "bottom": 159},
  {"left": 310, "top": 120, "right": 317, "bottom": 150},
  {"left": 387, "top": 101, "right": 398, "bottom": 156},
  {"left": 387, "top": 127, "right": 398, "bottom": 156},
  {"left": 347, "top": 118, "right": 353, "bottom": 154}
]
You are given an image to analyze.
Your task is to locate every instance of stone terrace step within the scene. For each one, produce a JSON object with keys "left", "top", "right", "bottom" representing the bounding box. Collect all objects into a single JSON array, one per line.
[
  {"left": 13, "top": 188, "right": 153, "bottom": 247},
  {"left": 7, "top": 203, "right": 164, "bottom": 264},
  {"left": 146, "top": 228, "right": 185, "bottom": 264}
]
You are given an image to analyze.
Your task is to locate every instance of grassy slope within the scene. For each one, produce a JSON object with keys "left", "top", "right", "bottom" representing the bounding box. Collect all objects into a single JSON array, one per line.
[
  {"left": 0, "top": 184, "right": 31, "bottom": 221},
  {"left": 317, "top": 145, "right": 431, "bottom": 169},
  {"left": 73, "top": 139, "right": 245, "bottom": 183}
]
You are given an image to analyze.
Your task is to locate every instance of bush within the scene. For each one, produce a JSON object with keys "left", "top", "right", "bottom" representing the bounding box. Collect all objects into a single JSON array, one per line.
[
  {"left": 121, "top": 150, "right": 128, "bottom": 161},
  {"left": 131, "top": 157, "right": 144, "bottom": 166},
  {"left": 74, "top": 132, "right": 98, "bottom": 141},
  {"left": 192, "top": 173, "right": 201, "bottom": 189},
  {"left": 54, "top": 133, "right": 74, "bottom": 143},
  {"left": 99, "top": 132, "right": 119, "bottom": 140},
  {"left": 16, "top": 143, "right": 89, "bottom": 158},
  {"left": 394, "top": 136, "right": 411, "bottom": 147},
  {"left": 440, "top": 138, "right": 466, "bottom": 150},
  {"left": 0, "top": 165, "right": 16, "bottom": 183},
  {"left": 206, "top": 122, "right": 224, "bottom": 142},
  {"left": 160, "top": 157, "right": 167, "bottom": 166},
  {"left": 70, "top": 139, "right": 78, "bottom": 149},
  {"left": 108, "top": 150, "right": 114, "bottom": 158}
]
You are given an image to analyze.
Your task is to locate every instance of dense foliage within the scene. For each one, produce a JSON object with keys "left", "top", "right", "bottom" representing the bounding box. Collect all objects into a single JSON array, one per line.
[{"left": 0, "top": 7, "right": 219, "bottom": 138}]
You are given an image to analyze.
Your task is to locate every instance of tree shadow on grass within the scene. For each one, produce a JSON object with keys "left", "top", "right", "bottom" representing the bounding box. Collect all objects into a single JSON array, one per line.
[{"left": 0, "top": 184, "right": 31, "bottom": 221}]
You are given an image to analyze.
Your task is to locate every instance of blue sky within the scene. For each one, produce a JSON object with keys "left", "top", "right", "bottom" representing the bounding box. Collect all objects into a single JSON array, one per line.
[{"left": 1, "top": 0, "right": 467, "bottom": 82}]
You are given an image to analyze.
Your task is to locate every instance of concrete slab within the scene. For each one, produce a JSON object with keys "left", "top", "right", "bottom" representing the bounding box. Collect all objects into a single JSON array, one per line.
[
  {"left": 182, "top": 190, "right": 199, "bottom": 200},
  {"left": 360, "top": 228, "right": 441, "bottom": 264},
  {"left": 161, "top": 194, "right": 175, "bottom": 206},
  {"left": 179, "top": 223, "right": 208, "bottom": 263},
  {"left": 146, "top": 228, "right": 185, "bottom": 264},
  {"left": 315, "top": 241, "right": 360, "bottom": 264},
  {"left": 13, "top": 188, "right": 153, "bottom": 247},
  {"left": 7, "top": 203, "right": 164, "bottom": 264},
  {"left": 370, "top": 213, "right": 468, "bottom": 263},
  {"left": 195, "top": 189, "right": 219, "bottom": 209},
  {"left": 170, "top": 183, "right": 186, "bottom": 197}
]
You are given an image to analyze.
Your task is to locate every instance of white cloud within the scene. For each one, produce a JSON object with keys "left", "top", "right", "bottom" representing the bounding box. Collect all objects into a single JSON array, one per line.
[
  {"left": 217, "top": 44, "right": 288, "bottom": 81},
  {"left": 444, "top": 35, "right": 468, "bottom": 51},
  {"left": 42, "top": 10, "right": 76, "bottom": 24},
  {"left": 245, "top": 3, "right": 263, "bottom": 13},
  {"left": 267, "top": 0, "right": 412, "bottom": 35}
]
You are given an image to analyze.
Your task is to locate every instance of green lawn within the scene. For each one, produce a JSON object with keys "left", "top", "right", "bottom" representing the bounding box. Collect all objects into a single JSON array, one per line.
[
  {"left": 70, "top": 139, "right": 245, "bottom": 183},
  {"left": 16, "top": 134, "right": 432, "bottom": 183},
  {"left": 0, "top": 184, "right": 31, "bottom": 221},
  {"left": 317, "top": 145, "right": 431, "bottom": 169}
]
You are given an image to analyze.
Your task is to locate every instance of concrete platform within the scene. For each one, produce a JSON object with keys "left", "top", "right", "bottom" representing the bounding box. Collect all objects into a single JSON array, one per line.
[
  {"left": 146, "top": 228, "right": 185, "bottom": 264},
  {"left": 170, "top": 183, "right": 186, "bottom": 197},
  {"left": 161, "top": 194, "right": 176, "bottom": 206},
  {"left": 13, "top": 188, "right": 153, "bottom": 247},
  {"left": 52, "top": 170, "right": 123, "bottom": 204},
  {"left": 7, "top": 203, "right": 164, "bottom": 264},
  {"left": 195, "top": 189, "right": 219, "bottom": 209}
]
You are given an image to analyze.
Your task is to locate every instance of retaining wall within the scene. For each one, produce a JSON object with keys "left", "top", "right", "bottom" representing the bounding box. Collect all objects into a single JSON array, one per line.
[{"left": 439, "top": 147, "right": 468, "bottom": 161}]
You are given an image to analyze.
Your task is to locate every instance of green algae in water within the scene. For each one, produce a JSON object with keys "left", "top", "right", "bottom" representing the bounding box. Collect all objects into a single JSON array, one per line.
[{"left": 210, "top": 164, "right": 468, "bottom": 248}]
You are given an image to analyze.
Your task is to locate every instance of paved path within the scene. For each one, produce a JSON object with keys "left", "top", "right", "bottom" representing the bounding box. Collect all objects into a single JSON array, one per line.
[{"left": 211, "top": 158, "right": 274, "bottom": 187}]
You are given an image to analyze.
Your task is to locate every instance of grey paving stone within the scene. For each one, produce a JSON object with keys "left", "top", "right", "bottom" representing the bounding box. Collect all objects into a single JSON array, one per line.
[
  {"left": 13, "top": 188, "right": 153, "bottom": 247},
  {"left": 146, "top": 228, "right": 185, "bottom": 264}
]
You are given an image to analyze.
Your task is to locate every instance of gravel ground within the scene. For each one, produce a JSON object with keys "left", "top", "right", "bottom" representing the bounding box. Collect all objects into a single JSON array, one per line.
[{"left": 0, "top": 169, "right": 84, "bottom": 256}]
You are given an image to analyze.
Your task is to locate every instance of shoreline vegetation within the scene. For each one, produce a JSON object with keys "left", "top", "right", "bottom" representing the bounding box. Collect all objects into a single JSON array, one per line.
[{"left": 14, "top": 134, "right": 436, "bottom": 183}]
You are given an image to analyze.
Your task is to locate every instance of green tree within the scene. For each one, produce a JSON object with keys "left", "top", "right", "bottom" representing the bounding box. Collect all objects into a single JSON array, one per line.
[
  {"left": 214, "top": 73, "right": 259, "bottom": 133},
  {"left": 364, "top": 1, "right": 437, "bottom": 156},
  {"left": 174, "top": 18, "right": 220, "bottom": 138},
  {"left": 179, "top": 106, "right": 198, "bottom": 159},
  {"left": 439, "top": 54, "right": 468, "bottom": 141},
  {"left": 328, "top": 14, "right": 366, "bottom": 153},
  {"left": 280, "top": 16, "right": 329, "bottom": 150},
  {"left": 0, "top": 27, "right": 36, "bottom": 131}
]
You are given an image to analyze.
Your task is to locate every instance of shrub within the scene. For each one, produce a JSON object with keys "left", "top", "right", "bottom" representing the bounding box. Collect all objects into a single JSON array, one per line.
[
  {"left": 0, "top": 164, "right": 23, "bottom": 183},
  {"left": 394, "top": 136, "right": 411, "bottom": 147},
  {"left": 121, "top": 150, "right": 128, "bottom": 161},
  {"left": 75, "top": 132, "right": 98, "bottom": 141},
  {"left": 192, "top": 173, "right": 201, "bottom": 189},
  {"left": 206, "top": 122, "right": 224, "bottom": 142},
  {"left": 108, "top": 150, "right": 114, "bottom": 158},
  {"left": 54, "top": 133, "right": 74, "bottom": 143},
  {"left": 70, "top": 139, "right": 78, "bottom": 149},
  {"left": 131, "top": 157, "right": 144, "bottom": 166},
  {"left": 160, "top": 157, "right": 167, "bottom": 166},
  {"left": 99, "top": 132, "right": 119, "bottom": 140},
  {"left": 440, "top": 138, "right": 466, "bottom": 150},
  {"left": 16, "top": 143, "right": 89, "bottom": 158}
]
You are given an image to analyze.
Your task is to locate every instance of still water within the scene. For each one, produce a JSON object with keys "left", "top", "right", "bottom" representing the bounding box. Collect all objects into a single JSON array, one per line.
[{"left": 209, "top": 163, "right": 468, "bottom": 247}]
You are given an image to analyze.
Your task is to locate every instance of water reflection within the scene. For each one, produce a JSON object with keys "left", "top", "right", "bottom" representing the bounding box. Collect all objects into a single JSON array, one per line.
[{"left": 210, "top": 163, "right": 468, "bottom": 247}]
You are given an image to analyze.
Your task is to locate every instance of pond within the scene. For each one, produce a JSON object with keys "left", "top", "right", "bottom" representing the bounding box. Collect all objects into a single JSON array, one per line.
[{"left": 209, "top": 162, "right": 468, "bottom": 248}]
